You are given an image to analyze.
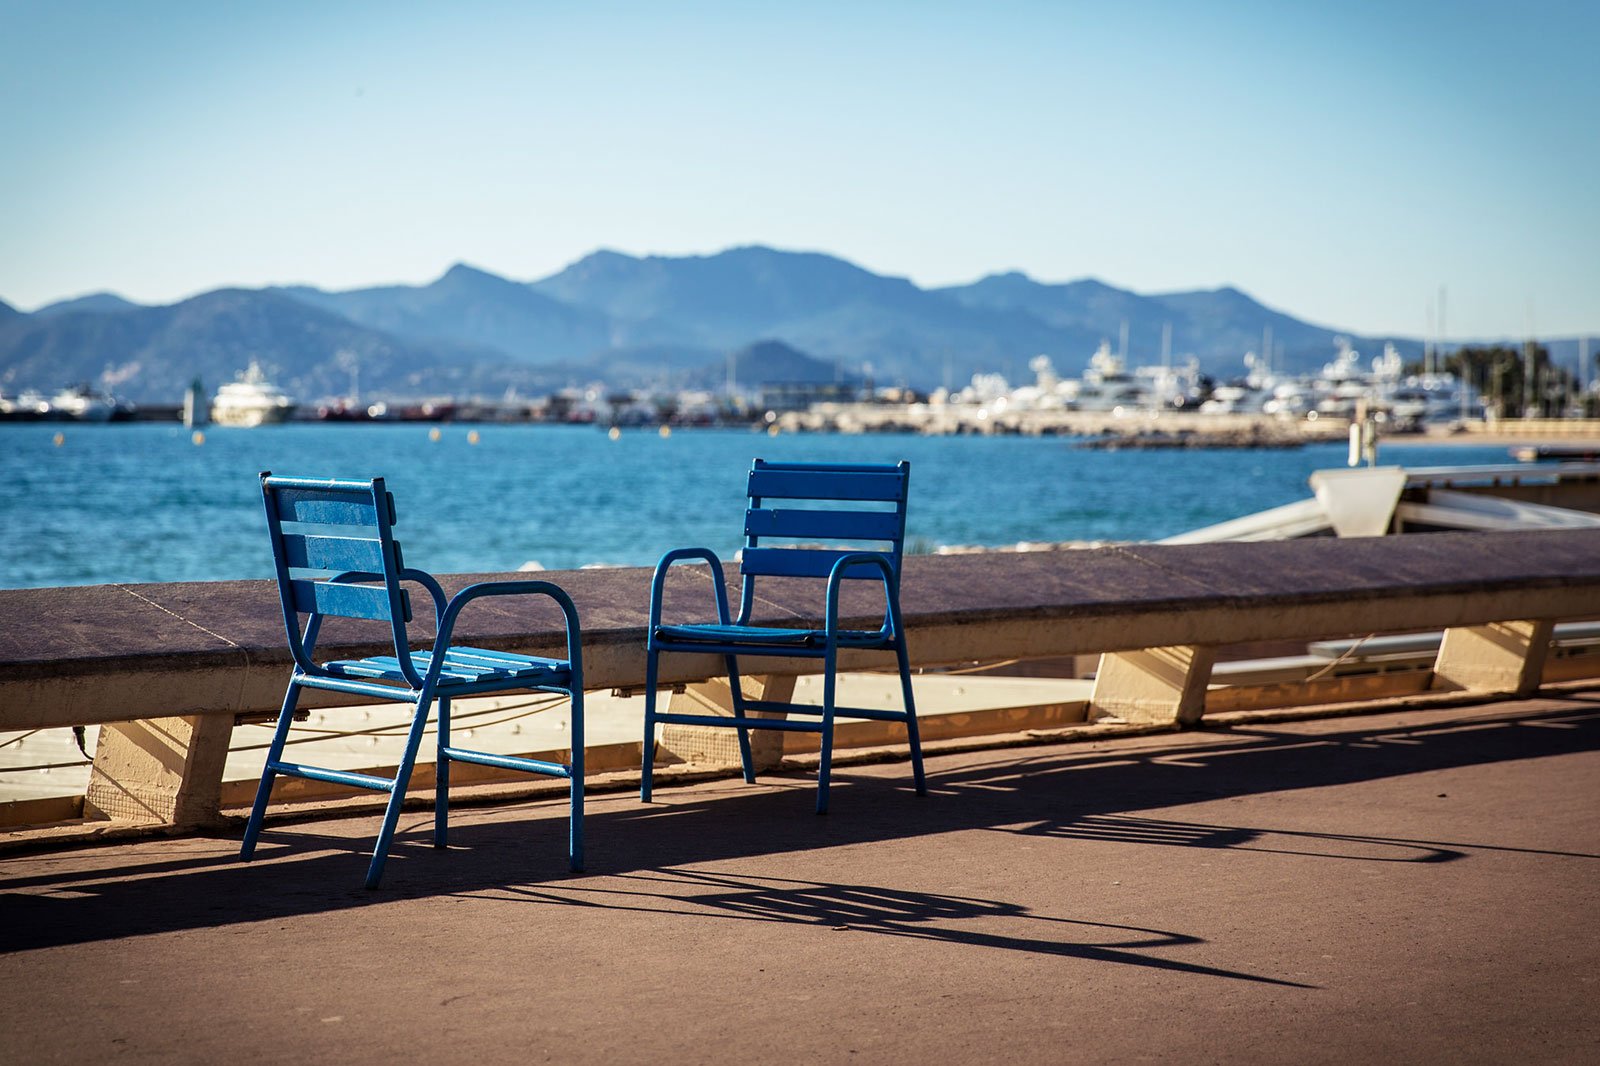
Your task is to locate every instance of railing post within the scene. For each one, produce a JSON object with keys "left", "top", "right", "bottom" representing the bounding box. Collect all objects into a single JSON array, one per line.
[
  {"left": 1432, "top": 620, "right": 1554, "bottom": 697},
  {"left": 1090, "top": 645, "right": 1216, "bottom": 726},
  {"left": 659, "top": 675, "right": 796, "bottom": 770},
  {"left": 84, "top": 714, "right": 235, "bottom": 827}
]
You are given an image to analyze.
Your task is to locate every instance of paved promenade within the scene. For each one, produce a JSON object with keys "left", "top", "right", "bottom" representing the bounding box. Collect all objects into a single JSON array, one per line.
[{"left": 3, "top": 693, "right": 1598, "bottom": 1064}]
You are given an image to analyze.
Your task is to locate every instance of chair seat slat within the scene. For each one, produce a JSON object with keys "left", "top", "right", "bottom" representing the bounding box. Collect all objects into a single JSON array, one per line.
[
  {"left": 655, "top": 623, "right": 889, "bottom": 647},
  {"left": 324, "top": 650, "right": 570, "bottom": 687}
]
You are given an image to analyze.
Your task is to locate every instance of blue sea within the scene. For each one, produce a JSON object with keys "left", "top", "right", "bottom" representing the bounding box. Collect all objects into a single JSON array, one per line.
[{"left": 0, "top": 422, "right": 1517, "bottom": 589}]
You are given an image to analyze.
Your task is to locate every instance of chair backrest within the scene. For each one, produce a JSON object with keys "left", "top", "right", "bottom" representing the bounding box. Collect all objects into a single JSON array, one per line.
[
  {"left": 739, "top": 459, "right": 910, "bottom": 615},
  {"left": 260, "top": 473, "right": 412, "bottom": 674}
]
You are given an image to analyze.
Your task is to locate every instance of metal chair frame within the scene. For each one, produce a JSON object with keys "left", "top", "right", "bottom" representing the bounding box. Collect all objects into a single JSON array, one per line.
[
  {"left": 241, "top": 473, "right": 584, "bottom": 888},
  {"left": 641, "top": 459, "right": 924, "bottom": 813}
]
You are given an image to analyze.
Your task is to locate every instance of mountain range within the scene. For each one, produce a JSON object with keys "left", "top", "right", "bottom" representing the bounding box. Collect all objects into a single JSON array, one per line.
[{"left": 0, "top": 245, "right": 1543, "bottom": 403}]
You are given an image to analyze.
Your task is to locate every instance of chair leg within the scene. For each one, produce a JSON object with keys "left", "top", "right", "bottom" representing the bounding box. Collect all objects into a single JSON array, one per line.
[
  {"left": 725, "top": 654, "right": 756, "bottom": 784},
  {"left": 896, "top": 638, "right": 926, "bottom": 795},
  {"left": 366, "top": 691, "right": 435, "bottom": 890},
  {"left": 569, "top": 685, "right": 584, "bottom": 873},
  {"left": 240, "top": 680, "right": 303, "bottom": 861},
  {"left": 434, "top": 696, "right": 451, "bottom": 849},
  {"left": 641, "top": 646, "right": 659, "bottom": 803},
  {"left": 816, "top": 647, "right": 837, "bottom": 815}
]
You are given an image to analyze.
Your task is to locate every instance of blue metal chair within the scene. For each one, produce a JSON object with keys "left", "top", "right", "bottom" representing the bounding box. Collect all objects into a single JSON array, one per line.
[
  {"left": 642, "top": 459, "right": 924, "bottom": 813},
  {"left": 241, "top": 473, "right": 584, "bottom": 889}
]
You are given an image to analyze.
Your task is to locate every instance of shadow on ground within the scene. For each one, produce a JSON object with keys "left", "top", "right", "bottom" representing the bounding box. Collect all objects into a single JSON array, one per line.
[{"left": 3, "top": 701, "right": 1598, "bottom": 961}]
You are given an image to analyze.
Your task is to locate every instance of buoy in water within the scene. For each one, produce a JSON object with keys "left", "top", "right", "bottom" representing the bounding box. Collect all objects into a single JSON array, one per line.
[
  {"left": 467, "top": 430, "right": 480, "bottom": 445},
  {"left": 52, "top": 432, "right": 65, "bottom": 447},
  {"left": 429, "top": 427, "right": 442, "bottom": 442},
  {"left": 658, "top": 425, "right": 671, "bottom": 439},
  {"left": 608, "top": 426, "right": 621, "bottom": 441},
  {"left": 191, "top": 431, "right": 205, "bottom": 445}
]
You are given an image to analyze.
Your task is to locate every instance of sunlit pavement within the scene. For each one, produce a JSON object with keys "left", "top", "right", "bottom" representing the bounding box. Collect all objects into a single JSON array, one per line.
[{"left": 3, "top": 693, "right": 1598, "bottom": 1064}]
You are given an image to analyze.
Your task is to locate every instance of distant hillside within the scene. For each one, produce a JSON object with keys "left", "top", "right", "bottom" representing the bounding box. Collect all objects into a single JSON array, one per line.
[
  {"left": 937, "top": 272, "right": 1370, "bottom": 377},
  {"left": 34, "top": 292, "right": 141, "bottom": 316},
  {"left": 674, "top": 338, "right": 850, "bottom": 391},
  {"left": 532, "top": 246, "right": 1087, "bottom": 386},
  {"left": 2, "top": 245, "right": 1468, "bottom": 399},
  {"left": 276, "top": 263, "right": 612, "bottom": 363},
  {"left": 0, "top": 289, "right": 490, "bottom": 402}
]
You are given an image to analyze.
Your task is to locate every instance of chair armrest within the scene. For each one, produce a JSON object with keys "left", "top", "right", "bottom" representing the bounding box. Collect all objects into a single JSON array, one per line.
[
  {"left": 649, "top": 548, "right": 732, "bottom": 631},
  {"left": 824, "top": 553, "right": 898, "bottom": 641},
  {"left": 432, "top": 580, "right": 584, "bottom": 686},
  {"left": 399, "top": 568, "right": 448, "bottom": 625}
]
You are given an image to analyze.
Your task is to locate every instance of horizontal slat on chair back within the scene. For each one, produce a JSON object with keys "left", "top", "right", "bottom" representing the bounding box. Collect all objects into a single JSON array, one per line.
[
  {"left": 289, "top": 579, "right": 410, "bottom": 622},
  {"left": 747, "top": 468, "right": 906, "bottom": 502},
  {"left": 744, "top": 508, "right": 903, "bottom": 542},
  {"left": 281, "top": 533, "right": 393, "bottom": 573},
  {"left": 273, "top": 486, "right": 397, "bottom": 527},
  {"left": 741, "top": 547, "right": 888, "bottom": 581}
]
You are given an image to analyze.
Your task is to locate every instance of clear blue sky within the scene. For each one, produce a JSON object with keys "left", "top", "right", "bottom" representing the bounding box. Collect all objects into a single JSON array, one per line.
[{"left": 2, "top": 0, "right": 1596, "bottom": 339}]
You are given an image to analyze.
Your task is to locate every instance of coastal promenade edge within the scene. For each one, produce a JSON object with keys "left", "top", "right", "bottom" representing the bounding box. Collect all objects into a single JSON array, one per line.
[{"left": 2, "top": 528, "right": 1598, "bottom": 832}]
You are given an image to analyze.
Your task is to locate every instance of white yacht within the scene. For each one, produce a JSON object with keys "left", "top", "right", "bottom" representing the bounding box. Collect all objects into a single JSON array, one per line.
[
  {"left": 211, "top": 361, "right": 297, "bottom": 427},
  {"left": 49, "top": 385, "right": 118, "bottom": 422}
]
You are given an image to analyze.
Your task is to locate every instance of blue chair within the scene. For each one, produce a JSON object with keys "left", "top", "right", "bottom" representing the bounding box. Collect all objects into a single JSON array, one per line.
[
  {"left": 642, "top": 459, "right": 924, "bottom": 813},
  {"left": 241, "top": 473, "right": 584, "bottom": 889}
]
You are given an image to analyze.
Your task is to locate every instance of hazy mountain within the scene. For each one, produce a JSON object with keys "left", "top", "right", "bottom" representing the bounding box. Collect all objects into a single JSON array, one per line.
[
  {"left": 34, "top": 292, "right": 141, "bottom": 317},
  {"left": 531, "top": 246, "right": 1090, "bottom": 385},
  {"left": 674, "top": 338, "right": 849, "bottom": 391},
  {"left": 0, "top": 289, "right": 486, "bottom": 402},
  {"left": 3, "top": 245, "right": 1467, "bottom": 399},
  {"left": 938, "top": 272, "right": 1373, "bottom": 377},
  {"left": 275, "top": 263, "right": 612, "bottom": 363}
]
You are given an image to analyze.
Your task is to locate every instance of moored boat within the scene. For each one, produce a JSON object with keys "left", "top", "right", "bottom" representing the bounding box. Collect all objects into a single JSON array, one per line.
[{"left": 211, "top": 362, "right": 297, "bottom": 427}]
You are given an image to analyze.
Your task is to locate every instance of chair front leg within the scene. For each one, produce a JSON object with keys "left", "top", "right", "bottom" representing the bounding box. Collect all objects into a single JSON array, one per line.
[
  {"left": 725, "top": 654, "right": 756, "bottom": 784},
  {"left": 895, "top": 636, "right": 926, "bottom": 795},
  {"left": 641, "top": 645, "right": 659, "bottom": 803},
  {"left": 241, "top": 679, "right": 303, "bottom": 860},
  {"left": 434, "top": 695, "right": 451, "bottom": 848},
  {"left": 817, "top": 643, "right": 838, "bottom": 815},
  {"left": 569, "top": 684, "right": 584, "bottom": 872},
  {"left": 366, "top": 688, "right": 436, "bottom": 890}
]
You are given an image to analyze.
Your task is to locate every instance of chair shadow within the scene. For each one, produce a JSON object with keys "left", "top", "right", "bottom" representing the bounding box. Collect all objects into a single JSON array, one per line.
[
  {"left": 480, "top": 867, "right": 1314, "bottom": 987},
  {"left": 3, "top": 703, "right": 1598, "bottom": 957}
]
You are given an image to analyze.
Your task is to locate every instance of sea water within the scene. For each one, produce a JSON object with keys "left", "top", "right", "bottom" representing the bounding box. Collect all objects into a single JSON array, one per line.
[{"left": 0, "top": 422, "right": 1515, "bottom": 589}]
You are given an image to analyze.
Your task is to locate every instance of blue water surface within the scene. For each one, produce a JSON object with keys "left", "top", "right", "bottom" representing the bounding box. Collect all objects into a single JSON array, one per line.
[{"left": 0, "top": 423, "right": 1515, "bottom": 588}]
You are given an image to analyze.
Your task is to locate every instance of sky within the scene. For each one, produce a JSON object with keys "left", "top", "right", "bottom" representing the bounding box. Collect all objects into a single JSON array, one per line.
[{"left": 2, "top": 0, "right": 1596, "bottom": 339}]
